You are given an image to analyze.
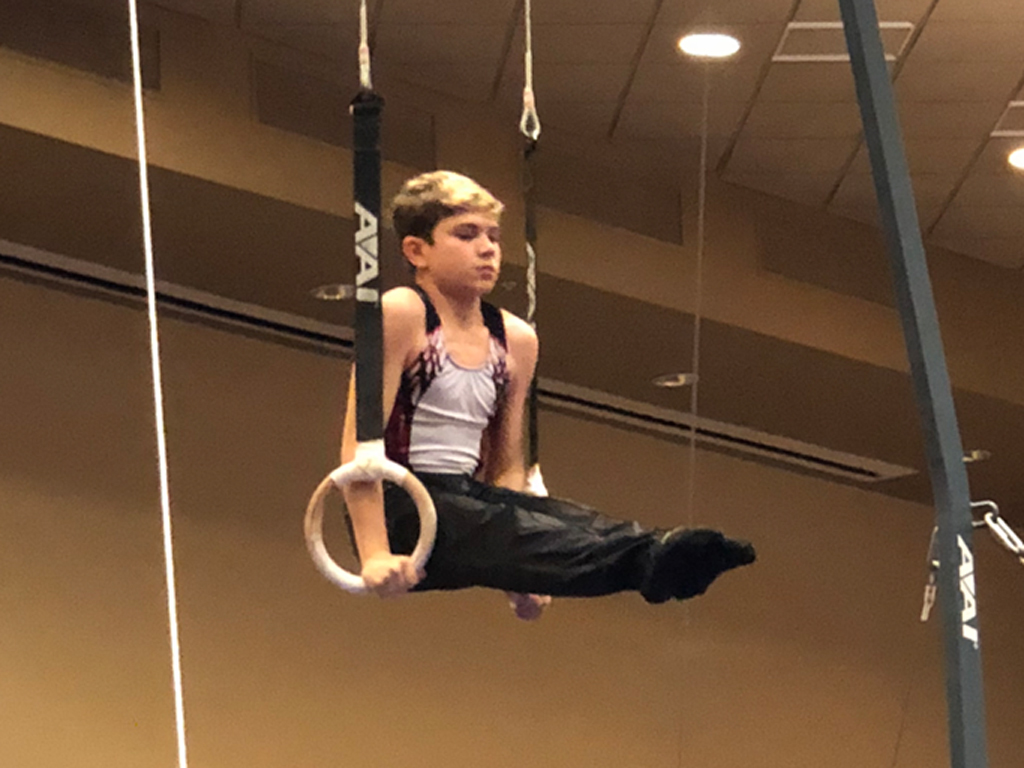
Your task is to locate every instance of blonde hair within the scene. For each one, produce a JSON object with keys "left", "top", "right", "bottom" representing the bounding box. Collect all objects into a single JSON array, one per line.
[{"left": 390, "top": 170, "right": 504, "bottom": 243}]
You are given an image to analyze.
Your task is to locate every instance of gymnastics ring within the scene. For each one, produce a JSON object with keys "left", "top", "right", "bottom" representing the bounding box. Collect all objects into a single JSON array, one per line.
[{"left": 304, "top": 441, "right": 437, "bottom": 595}]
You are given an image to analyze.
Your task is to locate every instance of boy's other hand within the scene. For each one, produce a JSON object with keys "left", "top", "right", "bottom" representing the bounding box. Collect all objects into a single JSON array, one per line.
[
  {"left": 506, "top": 592, "right": 552, "bottom": 621},
  {"left": 361, "top": 554, "right": 424, "bottom": 597}
]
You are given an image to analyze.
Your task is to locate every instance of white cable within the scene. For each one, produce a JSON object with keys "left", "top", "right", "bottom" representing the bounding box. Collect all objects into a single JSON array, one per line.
[
  {"left": 359, "top": 0, "right": 372, "bottom": 90},
  {"left": 519, "top": 0, "right": 541, "bottom": 141},
  {"left": 127, "top": 3, "right": 188, "bottom": 767}
]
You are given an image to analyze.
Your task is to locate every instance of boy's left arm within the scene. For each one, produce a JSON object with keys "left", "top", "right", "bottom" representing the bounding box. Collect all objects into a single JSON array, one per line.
[
  {"left": 483, "top": 312, "right": 538, "bottom": 491},
  {"left": 482, "top": 313, "right": 551, "bottom": 621}
]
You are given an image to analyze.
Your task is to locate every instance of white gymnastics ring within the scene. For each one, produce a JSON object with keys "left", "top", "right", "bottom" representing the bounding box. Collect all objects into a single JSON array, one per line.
[{"left": 304, "top": 442, "right": 437, "bottom": 595}]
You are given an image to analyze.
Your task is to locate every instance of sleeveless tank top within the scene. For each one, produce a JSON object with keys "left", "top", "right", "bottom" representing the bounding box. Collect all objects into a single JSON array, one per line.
[{"left": 384, "top": 286, "right": 510, "bottom": 475}]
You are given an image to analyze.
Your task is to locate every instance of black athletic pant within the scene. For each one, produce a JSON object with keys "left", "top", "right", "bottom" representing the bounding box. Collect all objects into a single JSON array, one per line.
[{"left": 384, "top": 473, "right": 660, "bottom": 597}]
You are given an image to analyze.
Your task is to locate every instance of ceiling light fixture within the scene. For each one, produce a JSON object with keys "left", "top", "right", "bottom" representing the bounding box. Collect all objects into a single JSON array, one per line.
[
  {"left": 678, "top": 33, "right": 741, "bottom": 60},
  {"left": 1009, "top": 147, "right": 1024, "bottom": 170},
  {"left": 311, "top": 283, "right": 355, "bottom": 301},
  {"left": 963, "top": 449, "right": 992, "bottom": 464},
  {"left": 653, "top": 372, "right": 699, "bottom": 388}
]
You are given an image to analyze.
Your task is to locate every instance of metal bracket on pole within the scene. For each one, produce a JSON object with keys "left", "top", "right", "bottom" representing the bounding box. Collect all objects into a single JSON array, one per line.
[{"left": 837, "top": 1, "right": 989, "bottom": 766}]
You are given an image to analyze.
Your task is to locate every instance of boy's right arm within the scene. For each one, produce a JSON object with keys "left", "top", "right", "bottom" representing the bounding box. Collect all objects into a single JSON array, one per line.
[{"left": 341, "top": 287, "right": 425, "bottom": 597}]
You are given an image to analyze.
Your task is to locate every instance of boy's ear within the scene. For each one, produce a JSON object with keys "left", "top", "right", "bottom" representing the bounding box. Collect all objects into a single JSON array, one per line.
[{"left": 401, "top": 235, "right": 428, "bottom": 270}]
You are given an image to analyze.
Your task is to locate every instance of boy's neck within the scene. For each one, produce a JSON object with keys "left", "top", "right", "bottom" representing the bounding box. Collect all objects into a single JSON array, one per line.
[{"left": 415, "top": 277, "right": 483, "bottom": 327}]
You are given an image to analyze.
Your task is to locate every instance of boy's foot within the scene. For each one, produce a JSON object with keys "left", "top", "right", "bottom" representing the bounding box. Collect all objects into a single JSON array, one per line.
[
  {"left": 506, "top": 591, "right": 552, "bottom": 621},
  {"left": 641, "top": 528, "right": 756, "bottom": 604}
]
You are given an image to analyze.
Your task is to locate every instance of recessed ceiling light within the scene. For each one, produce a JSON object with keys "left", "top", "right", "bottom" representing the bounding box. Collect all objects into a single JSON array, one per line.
[
  {"left": 963, "top": 449, "right": 992, "bottom": 464},
  {"left": 311, "top": 283, "right": 355, "bottom": 301},
  {"left": 1009, "top": 147, "right": 1024, "bottom": 170},
  {"left": 678, "top": 33, "right": 741, "bottom": 60},
  {"left": 653, "top": 372, "right": 699, "bottom": 388}
]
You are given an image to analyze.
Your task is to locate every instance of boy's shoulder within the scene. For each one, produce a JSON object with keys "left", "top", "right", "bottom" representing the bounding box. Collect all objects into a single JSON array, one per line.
[
  {"left": 382, "top": 287, "right": 428, "bottom": 340},
  {"left": 382, "top": 286, "right": 425, "bottom": 318},
  {"left": 383, "top": 285, "right": 423, "bottom": 307},
  {"left": 499, "top": 309, "right": 538, "bottom": 356}
]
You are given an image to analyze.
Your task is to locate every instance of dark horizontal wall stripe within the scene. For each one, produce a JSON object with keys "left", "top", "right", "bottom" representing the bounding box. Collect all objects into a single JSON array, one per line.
[
  {"left": 0, "top": 0, "right": 160, "bottom": 89},
  {"left": 752, "top": 191, "right": 895, "bottom": 307},
  {"left": 534, "top": 271, "right": 1024, "bottom": 516},
  {"left": 531, "top": 147, "right": 683, "bottom": 245},
  {"left": 0, "top": 125, "right": 352, "bottom": 327}
]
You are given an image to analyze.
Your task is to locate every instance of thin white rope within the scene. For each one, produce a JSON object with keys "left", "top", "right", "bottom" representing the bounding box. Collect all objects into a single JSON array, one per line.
[
  {"left": 684, "top": 65, "right": 711, "bottom": 529},
  {"left": 675, "top": 63, "right": 712, "bottom": 768},
  {"left": 359, "top": 0, "right": 372, "bottom": 90},
  {"left": 521, "top": 0, "right": 540, "bottom": 327},
  {"left": 127, "top": 3, "right": 188, "bottom": 767},
  {"left": 519, "top": 0, "right": 540, "bottom": 141}
]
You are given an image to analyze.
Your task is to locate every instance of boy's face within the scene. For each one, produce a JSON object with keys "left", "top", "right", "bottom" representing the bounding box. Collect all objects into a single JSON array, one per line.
[{"left": 405, "top": 211, "right": 502, "bottom": 297}]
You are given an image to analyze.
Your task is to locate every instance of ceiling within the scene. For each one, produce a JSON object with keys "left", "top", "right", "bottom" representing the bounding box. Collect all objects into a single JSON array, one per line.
[
  {"left": 24, "top": 0, "right": 1024, "bottom": 266},
  {"left": 113, "top": 0, "right": 1024, "bottom": 269}
]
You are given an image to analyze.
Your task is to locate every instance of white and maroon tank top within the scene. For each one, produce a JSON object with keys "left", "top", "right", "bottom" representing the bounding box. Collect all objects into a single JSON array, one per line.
[{"left": 385, "top": 286, "right": 510, "bottom": 475}]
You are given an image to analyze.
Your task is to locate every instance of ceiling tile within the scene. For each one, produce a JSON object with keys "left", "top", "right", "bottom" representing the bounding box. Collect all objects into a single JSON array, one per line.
[
  {"left": 893, "top": 100, "right": 1006, "bottom": 139},
  {"left": 723, "top": 171, "right": 838, "bottom": 207},
  {"left": 616, "top": 99, "right": 748, "bottom": 139},
  {"left": 758, "top": 63, "right": 857, "bottom": 102},
  {"left": 150, "top": 0, "right": 238, "bottom": 23},
  {"left": 375, "top": 23, "right": 507, "bottom": 63},
  {"left": 246, "top": 22, "right": 358, "bottom": 60},
  {"left": 534, "top": 62, "right": 631, "bottom": 101},
  {"left": 534, "top": 100, "right": 620, "bottom": 136},
  {"left": 68, "top": 0, "right": 237, "bottom": 22},
  {"left": 244, "top": 0, "right": 348, "bottom": 25},
  {"left": 743, "top": 100, "right": 863, "bottom": 138},
  {"left": 848, "top": 139, "right": 981, "bottom": 175},
  {"left": 387, "top": 61, "right": 496, "bottom": 102},
  {"left": 656, "top": 0, "right": 794, "bottom": 26},
  {"left": 932, "top": 237, "right": 1024, "bottom": 269},
  {"left": 774, "top": 22, "right": 911, "bottom": 60},
  {"left": 727, "top": 136, "right": 857, "bottom": 174},
  {"left": 496, "top": 24, "right": 644, "bottom": 103},
  {"left": 379, "top": 0, "right": 516, "bottom": 24},
  {"left": 628, "top": 63, "right": 747, "bottom": 105},
  {"left": 930, "top": 0, "right": 1024, "bottom": 23},
  {"left": 532, "top": 0, "right": 657, "bottom": 24},
  {"left": 898, "top": 58, "right": 1024, "bottom": 102},
  {"left": 795, "top": 0, "right": 934, "bottom": 22},
  {"left": 533, "top": 24, "right": 647, "bottom": 64},
  {"left": 933, "top": 204, "right": 1024, "bottom": 240},
  {"left": 829, "top": 203, "right": 880, "bottom": 228},
  {"left": 629, "top": 59, "right": 765, "bottom": 103},
  {"left": 954, "top": 173, "right": 1024, "bottom": 208},
  {"left": 993, "top": 101, "right": 1024, "bottom": 135},
  {"left": 909, "top": 21, "right": 1024, "bottom": 61},
  {"left": 829, "top": 171, "right": 955, "bottom": 226},
  {"left": 956, "top": 138, "right": 1024, "bottom": 174}
]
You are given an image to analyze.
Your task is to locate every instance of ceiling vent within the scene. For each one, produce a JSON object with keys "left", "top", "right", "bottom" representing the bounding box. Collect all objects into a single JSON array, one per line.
[{"left": 772, "top": 21, "right": 913, "bottom": 63}]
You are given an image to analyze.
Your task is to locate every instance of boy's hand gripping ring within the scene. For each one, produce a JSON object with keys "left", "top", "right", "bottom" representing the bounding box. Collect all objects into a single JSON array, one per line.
[{"left": 304, "top": 441, "right": 437, "bottom": 594}]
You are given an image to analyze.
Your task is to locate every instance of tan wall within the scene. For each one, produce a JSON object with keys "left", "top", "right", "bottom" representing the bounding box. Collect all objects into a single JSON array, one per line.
[{"left": 2, "top": 266, "right": 1023, "bottom": 767}]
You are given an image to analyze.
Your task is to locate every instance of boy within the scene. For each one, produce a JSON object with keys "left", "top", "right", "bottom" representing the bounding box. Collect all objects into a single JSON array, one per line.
[{"left": 341, "top": 171, "right": 754, "bottom": 620}]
